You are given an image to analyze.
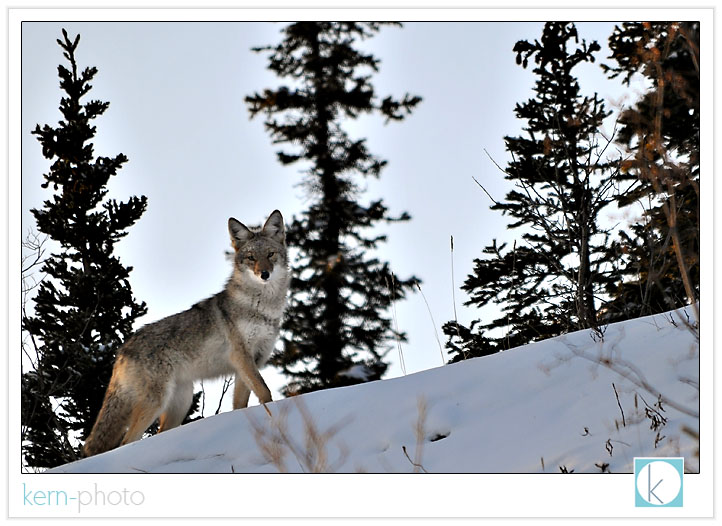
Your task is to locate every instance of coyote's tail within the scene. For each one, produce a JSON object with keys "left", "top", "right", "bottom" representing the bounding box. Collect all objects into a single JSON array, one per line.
[{"left": 82, "top": 378, "right": 132, "bottom": 458}]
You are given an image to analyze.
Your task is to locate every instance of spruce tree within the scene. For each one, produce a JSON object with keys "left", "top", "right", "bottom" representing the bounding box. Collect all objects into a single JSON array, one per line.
[
  {"left": 22, "top": 30, "right": 148, "bottom": 468},
  {"left": 444, "top": 22, "right": 621, "bottom": 362},
  {"left": 600, "top": 22, "right": 699, "bottom": 322},
  {"left": 246, "top": 22, "right": 421, "bottom": 395}
]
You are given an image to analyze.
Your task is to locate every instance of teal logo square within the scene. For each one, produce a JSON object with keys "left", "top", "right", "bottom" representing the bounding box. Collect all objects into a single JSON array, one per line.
[{"left": 634, "top": 457, "right": 684, "bottom": 507}]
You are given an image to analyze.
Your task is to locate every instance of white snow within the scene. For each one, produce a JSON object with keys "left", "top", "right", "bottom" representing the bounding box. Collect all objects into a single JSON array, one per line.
[
  {"left": 48, "top": 307, "right": 699, "bottom": 474},
  {"left": 338, "top": 363, "right": 374, "bottom": 381}
]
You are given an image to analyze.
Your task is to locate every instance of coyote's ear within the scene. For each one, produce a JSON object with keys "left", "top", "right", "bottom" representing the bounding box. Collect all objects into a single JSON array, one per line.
[
  {"left": 262, "top": 210, "right": 285, "bottom": 242},
  {"left": 228, "top": 217, "right": 253, "bottom": 249}
]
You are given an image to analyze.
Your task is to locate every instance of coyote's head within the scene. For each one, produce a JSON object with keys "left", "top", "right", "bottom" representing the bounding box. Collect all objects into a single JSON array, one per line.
[{"left": 228, "top": 210, "right": 287, "bottom": 284}]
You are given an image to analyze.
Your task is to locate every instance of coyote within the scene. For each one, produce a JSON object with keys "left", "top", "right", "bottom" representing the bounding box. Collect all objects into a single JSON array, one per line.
[{"left": 82, "top": 210, "right": 290, "bottom": 457}]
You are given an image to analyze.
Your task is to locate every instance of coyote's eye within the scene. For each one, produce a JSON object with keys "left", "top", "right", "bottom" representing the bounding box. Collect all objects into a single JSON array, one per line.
[
  {"left": 246, "top": 254, "right": 255, "bottom": 261},
  {"left": 268, "top": 252, "right": 275, "bottom": 258}
]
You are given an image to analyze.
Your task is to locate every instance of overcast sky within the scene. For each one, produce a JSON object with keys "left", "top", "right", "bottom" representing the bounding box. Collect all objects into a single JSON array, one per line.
[{"left": 21, "top": 20, "right": 639, "bottom": 405}]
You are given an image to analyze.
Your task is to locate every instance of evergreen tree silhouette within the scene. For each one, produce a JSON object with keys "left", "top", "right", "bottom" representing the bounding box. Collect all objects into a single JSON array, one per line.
[
  {"left": 444, "top": 22, "right": 621, "bottom": 362},
  {"left": 601, "top": 22, "right": 699, "bottom": 322},
  {"left": 22, "top": 30, "right": 148, "bottom": 468},
  {"left": 246, "top": 22, "right": 421, "bottom": 394}
]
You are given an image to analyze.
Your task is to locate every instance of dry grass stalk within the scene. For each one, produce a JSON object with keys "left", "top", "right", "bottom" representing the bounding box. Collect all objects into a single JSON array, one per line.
[{"left": 247, "top": 397, "right": 349, "bottom": 473}]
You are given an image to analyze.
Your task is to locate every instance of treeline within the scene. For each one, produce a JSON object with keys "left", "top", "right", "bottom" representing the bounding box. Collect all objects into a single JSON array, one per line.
[{"left": 443, "top": 22, "right": 699, "bottom": 362}]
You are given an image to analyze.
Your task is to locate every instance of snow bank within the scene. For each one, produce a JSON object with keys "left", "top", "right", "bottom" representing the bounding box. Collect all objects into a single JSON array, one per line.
[{"left": 48, "top": 307, "right": 699, "bottom": 474}]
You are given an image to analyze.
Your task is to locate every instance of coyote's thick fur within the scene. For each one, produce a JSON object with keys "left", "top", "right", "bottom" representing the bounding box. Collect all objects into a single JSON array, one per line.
[{"left": 82, "top": 210, "right": 290, "bottom": 457}]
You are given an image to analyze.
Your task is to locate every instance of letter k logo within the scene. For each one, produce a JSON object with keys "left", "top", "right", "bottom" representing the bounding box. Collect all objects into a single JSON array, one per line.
[
  {"left": 635, "top": 458, "right": 684, "bottom": 507},
  {"left": 647, "top": 463, "right": 664, "bottom": 504}
]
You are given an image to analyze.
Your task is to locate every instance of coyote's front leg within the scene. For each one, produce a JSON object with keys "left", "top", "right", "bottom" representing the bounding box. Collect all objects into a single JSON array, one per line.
[
  {"left": 228, "top": 338, "right": 272, "bottom": 408},
  {"left": 232, "top": 377, "right": 251, "bottom": 409}
]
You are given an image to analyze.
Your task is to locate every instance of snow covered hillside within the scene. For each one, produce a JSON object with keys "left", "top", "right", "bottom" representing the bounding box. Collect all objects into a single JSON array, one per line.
[{"left": 49, "top": 307, "right": 699, "bottom": 474}]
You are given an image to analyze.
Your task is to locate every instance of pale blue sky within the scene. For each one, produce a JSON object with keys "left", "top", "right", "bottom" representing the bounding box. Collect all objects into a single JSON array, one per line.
[{"left": 21, "top": 21, "right": 637, "bottom": 404}]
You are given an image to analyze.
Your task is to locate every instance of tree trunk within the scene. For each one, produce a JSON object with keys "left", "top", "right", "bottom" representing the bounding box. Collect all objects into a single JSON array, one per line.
[{"left": 310, "top": 27, "right": 345, "bottom": 384}]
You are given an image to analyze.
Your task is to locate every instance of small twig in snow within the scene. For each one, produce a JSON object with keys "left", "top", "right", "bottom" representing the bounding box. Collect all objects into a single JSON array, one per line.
[
  {"left": 612, "top": 382, "right": 626, "bottom": 427},
  {"left": 401, "top": 446, "right": 428, "bottom": 474}
]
